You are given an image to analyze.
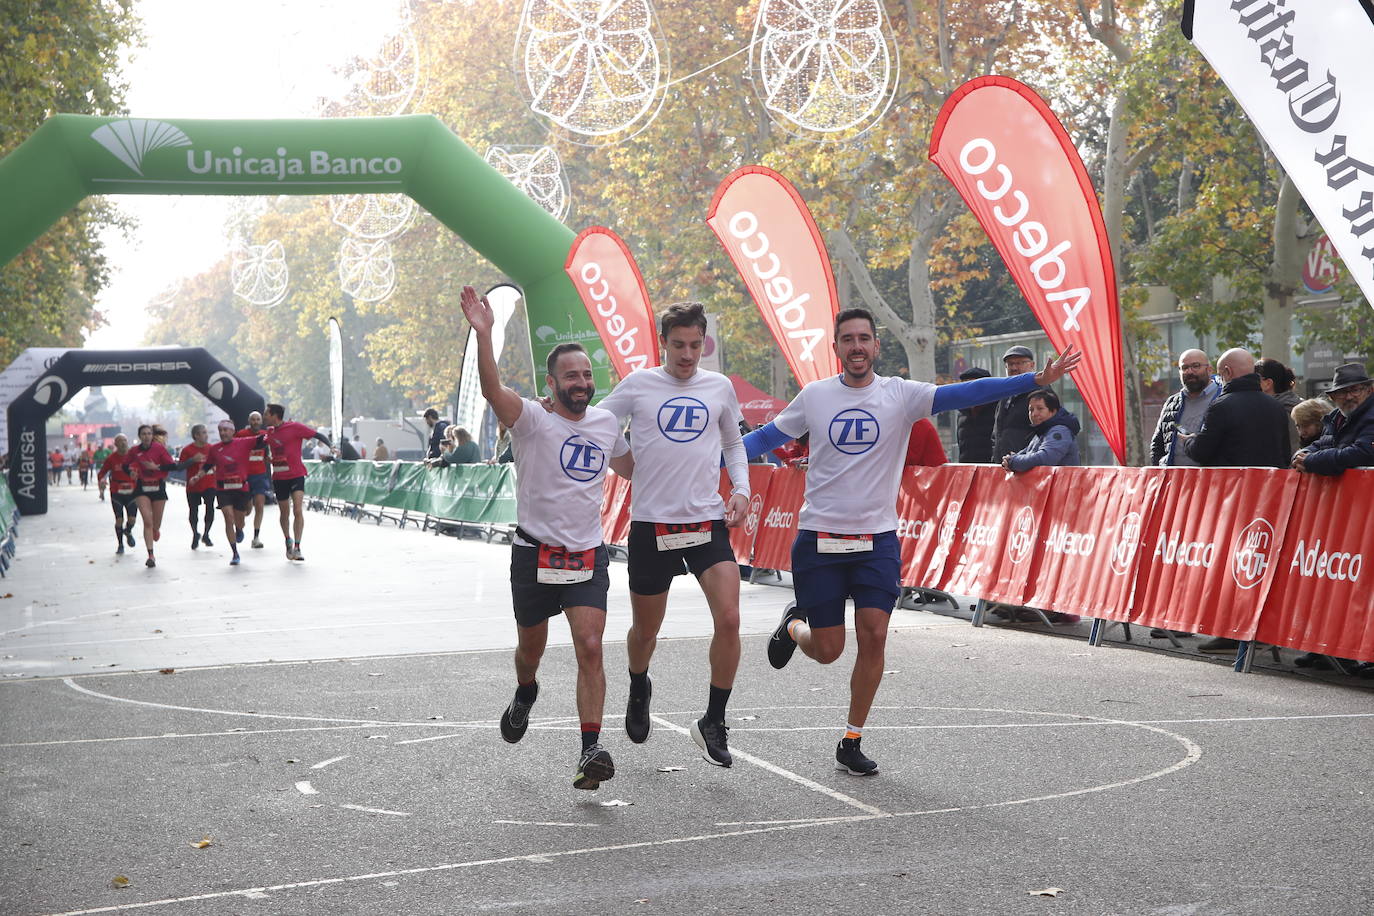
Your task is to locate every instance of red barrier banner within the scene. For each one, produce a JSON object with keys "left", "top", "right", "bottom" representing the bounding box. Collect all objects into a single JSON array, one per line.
[
  {"left": 929, "top": 76, "right": 1127, "bottom": 465},
  {"left": 716, "top": 465, "right": 775, "bottom": 564},
  {"left": 706, "top": 166, "right": 840, "bottom": 388},
  {"left": 1255, "top": 473, "right": 1374, "bottom": 660},
  {"left": 600, "top": 472, "right": 633, "bottom": 548},
  {"left": 565, "top": 226, "right": 659, "bottom": 379},
  {"left": 940, "top": 465, "right": 1055, "bottom": 604},
  {"left": 1129, "top": 468, "right": 1299, "bottom": 638},
  {"left": 897, "top": 464, "right": 977, "bottom": 589},
  {"left": 750, "top": 466, "right": 805, "bottom": 571},
  {"left": 1025, "top": 467, "right": 1164, "bottom": 618}
]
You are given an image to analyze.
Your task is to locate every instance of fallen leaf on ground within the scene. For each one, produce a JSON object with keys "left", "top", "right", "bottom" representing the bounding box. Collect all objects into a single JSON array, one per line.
[
  {"left": 287, "top": 759, "right": 299, "bottom": 764},
  {"left": 367, "top": 672, "right": 384, "bottom": 677},
  {"left": 1, "top": 593, "right": 12, "bottom": 599},
  {"left": 656, "top": 766, "right": 685, "bottom": 773},
  {"left": 884, "top": 669, "right": 901, "bottom": 675},
  {"left": 1027, "top": 888, "right": 1063, "bottom": 897},
  {"left": 112, "top": 876, "right": 130, "bottom": 888},
  {"left": 736, "top": 715, "right": 757, "bottom": 721},
  {"left": 153, "top": 629, "right": 163, "bottom": 634},
  {"left": 427, "top": 715, "right": 444, "bottom": 720},
  {"left": 158, "top": 668, "right": 175, "bottom": 675},
  {"left": 191, "top": 837, "right": 212, "bottom": 849},
  {"left": 600, "top": 799, "right": 633, "bottom": 807}
]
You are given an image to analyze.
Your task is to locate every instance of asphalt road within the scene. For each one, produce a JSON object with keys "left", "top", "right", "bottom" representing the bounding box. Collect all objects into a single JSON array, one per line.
[{"left": 2, "top": 484, "right": 1371, "bottom": 915}]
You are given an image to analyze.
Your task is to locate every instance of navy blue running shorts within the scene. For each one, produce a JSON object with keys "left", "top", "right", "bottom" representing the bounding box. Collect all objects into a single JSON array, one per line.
[{"left": 789, "top": 529, "right": 901, "bottom": 629}]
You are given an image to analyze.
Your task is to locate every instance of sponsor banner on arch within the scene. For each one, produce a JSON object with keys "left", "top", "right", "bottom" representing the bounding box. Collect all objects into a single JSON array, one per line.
[
  {"left": 1255, "top": 472, "right": 1374, "bottom": 660},
  {"left": 717, "top": 465, "right": 776, "bottom": 564},
  {"left": 929, "top": 76, "right": 1127, "bottom": 465},
  {"left": 1025, "top": 467, "right": 1164, "bottom": 618},
  {"left": 1129, "top": 468, "right": 1298, "bottom": 637},
  {"left": 565, "top": 226, "right": 659, "bottom": 380},
  {"left": 706, "top": 166, "right": 840, "bottom": 388},
  {"left": 750, "top": 466, "right": 805, "bottom": 571},
  {"left": 896, "top": 464, "right": 977, "bottom": 589},
  {"left": 940, "top": 465, "right": 1054, "bottom": 604}
]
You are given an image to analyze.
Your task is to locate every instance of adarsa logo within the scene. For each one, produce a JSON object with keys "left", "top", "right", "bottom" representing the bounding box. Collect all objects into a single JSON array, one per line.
[
  {"left": 15, "top": 429, "right": 38, "bottom": 498},
  {"left": 763, "top": 506, "right": 794, "bottom": 529},
  {"left": 83, "top": 361, "right": 192, "bottom": 373},
  {"left": 1288, "top": 538, "right": 1362, "bottom": 582},
  {"left": 725, "top": 210, "right": 826, "bottom": 363},
  {"left": 576, "top": 260, "right": 648, "bottom": 371}
]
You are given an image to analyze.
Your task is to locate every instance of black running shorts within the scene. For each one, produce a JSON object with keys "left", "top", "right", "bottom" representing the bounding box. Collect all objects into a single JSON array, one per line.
[
  {"left": 136, "top": 482, "right": 168, "bottom": 502},
  {"left": 216, "top": 488, "right": 251, "bottom": 513},
  {"left": 272, "top": 476, "right": 307, "bottom": 501},
  {"left": 509, "top": 543, "right": 610, "bottom": 627},
  {"left": 626, "top": 519, "right": 735, "bottom": 596},
  {"left": 111, "top": 491, "right": 138, "bottom": 512}
]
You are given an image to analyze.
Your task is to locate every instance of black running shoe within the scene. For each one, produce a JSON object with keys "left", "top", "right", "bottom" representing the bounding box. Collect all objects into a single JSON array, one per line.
[
  {"left": 625, "top": 675, "right": 652, "bottom": 743},
  {"left": 768, "top": 603, "right": 806, "bottom": 670},
  {"left": 115, "top": 543, "right": 124, "bottom": 555},
  {"left": 690, "top": 716, "right": 732, "bottom": 767},
  {"left": 835, "top": 738, "right": 878, "bottom": 776},
  {"left": 573, "top": 743, "right": 615, "bottom": 790},
  {"left": 499, "top": 682, "right": 538, "bottom": 744},
  {"left": 145, "top": 556, "right": 156, "bottom": 569},
  {"left": 191, "top": 533, "right": 200, "bottom": 550},
  {"left": 126, "top": 530, "right": 136, "bottom": 547},
  {"left": 201, "top": 534, "right": 212, "bottom": 547}
]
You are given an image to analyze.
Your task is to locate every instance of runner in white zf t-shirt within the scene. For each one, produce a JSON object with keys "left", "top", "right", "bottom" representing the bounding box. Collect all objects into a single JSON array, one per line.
[
  {"left": 744, "top": 309, "right": 1082, "bottom": 776},
  {"left": 460, "top": 285, "right": 632, "bottom": 791},
  {"left": 595, "top": 302, "right": 750, "bottom": 768}
]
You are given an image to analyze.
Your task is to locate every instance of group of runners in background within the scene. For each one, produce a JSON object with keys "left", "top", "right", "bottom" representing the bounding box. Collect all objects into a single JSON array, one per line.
[{"left": 91, "top": 406, "right": 332, "bottom": 568}]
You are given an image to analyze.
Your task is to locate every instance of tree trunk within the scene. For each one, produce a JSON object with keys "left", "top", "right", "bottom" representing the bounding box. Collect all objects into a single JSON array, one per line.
[
  {"left": 1263, "top": 172, "right": 1305, "bottom": 361},
  {"left": 827, "top": 228, "right": 935, "bottom": 380}
]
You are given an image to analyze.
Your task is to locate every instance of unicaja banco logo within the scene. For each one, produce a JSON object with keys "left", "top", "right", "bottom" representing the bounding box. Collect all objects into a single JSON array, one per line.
[{"left": 91, "top": 119, "right": 192, "bottom": 176}]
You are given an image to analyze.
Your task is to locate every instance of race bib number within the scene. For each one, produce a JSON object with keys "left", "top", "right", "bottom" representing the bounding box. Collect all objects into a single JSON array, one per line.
[
  {"left": 536, "top": 544, "right": 595, "bottom": 584},
  {"left": 817, "top": 533, "right": 873, "bottom": 554},
  {"left": 140, "top": 483, "right": 161, "bottom": 494},
  {"left": 654, "top": 521, "right": 712, "bottom": 551},
  {"left": 115, "top": 482, "right": 135, "bottom": 495}
]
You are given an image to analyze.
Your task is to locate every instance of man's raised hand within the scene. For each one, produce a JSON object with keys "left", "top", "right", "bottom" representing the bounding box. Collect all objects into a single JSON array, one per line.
[
  {"left": 460, "top": 285, "right": 493, "bottom": 336},
  {"left": 1035, "top": 343, "right": 1083, "bottom": 387}
]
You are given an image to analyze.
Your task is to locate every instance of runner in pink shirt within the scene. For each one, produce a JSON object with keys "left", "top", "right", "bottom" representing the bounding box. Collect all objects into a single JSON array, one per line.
[
  {"left": 190, "top": 420, "right": 268, "bottom": 566},
  {"left": 263, "top": 402, "right": 334, "bottom": 561}
]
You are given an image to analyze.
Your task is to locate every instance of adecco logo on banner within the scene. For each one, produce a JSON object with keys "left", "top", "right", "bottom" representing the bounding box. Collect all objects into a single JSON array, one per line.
[
  {"left": 1288, "top": 538, "right": 1363, "bottom": 583},
  {"left": 1108, "top": 511, "right": 1142, "bottom": 576},
  {"left": 1006, "top": 505, "right": 1036, "bottom": 564},
  {"left": 1231, "top": 518, "right": 1276, "bottom": 591},
  {"left": 91, "top": 119, "right": 405, "bottom": 182}
]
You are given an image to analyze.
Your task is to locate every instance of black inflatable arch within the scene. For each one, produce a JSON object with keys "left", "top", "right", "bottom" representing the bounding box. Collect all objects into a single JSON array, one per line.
[{"left": 6, "top": 348, "right": 265, "bottom": 515}]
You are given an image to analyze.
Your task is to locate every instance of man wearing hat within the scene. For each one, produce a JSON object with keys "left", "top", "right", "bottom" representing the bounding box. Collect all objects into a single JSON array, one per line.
[
  {"left": 955, "top": 366, "right": 995, "bottom": 462},
  {"left": 1292, "top": 363, "right": 1374, "bottom": 475},
  {"left": 991, "top": 346, "right": 1039, "bottom": 462}
]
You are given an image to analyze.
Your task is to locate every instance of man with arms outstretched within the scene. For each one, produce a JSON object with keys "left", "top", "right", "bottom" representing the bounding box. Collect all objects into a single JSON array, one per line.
[
  {"left": 460, "top": 284, "right": 632, "bottom": 791},
  {"left": 262, "top": 403, "right": 333, "bottom": 562}
]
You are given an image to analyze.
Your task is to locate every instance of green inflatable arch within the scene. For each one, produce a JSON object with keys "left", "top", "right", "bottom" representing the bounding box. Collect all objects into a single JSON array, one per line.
[{"left": 0, "top": 114, "right": 607, "bottom": 389}]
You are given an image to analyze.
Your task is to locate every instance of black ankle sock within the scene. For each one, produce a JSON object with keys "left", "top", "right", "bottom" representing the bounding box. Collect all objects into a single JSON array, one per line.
[
  {"left": 580, "top": 727, "right": 599, "bottom": 752},
  {"left": 629, "top": 669, "right": 649, "bottom": 692},
  {"left": 514, "top": 680, "right": 538, "bottom": 704},
  {"left": 706, "top": 684, "right": 731, "bottom": 723}
]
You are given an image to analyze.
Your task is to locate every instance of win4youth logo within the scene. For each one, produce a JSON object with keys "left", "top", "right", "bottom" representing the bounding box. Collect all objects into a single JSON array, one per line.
[
  {"left": 91, "top": 119, "right": 192, "bottom": 176},
  {"left": 657, "top": 397, "right": 710, "bottom": 443},
  {"left": 560, "top": 435, "right": 606, "bottom": 482}
]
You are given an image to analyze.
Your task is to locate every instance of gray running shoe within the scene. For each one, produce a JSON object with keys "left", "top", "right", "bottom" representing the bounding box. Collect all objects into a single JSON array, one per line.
[
  {"left": 574, "top": 744, "right": 615, "bottom": 790},
  {"left": 690, "top": 716, "right": 732, "bottom": 767}
]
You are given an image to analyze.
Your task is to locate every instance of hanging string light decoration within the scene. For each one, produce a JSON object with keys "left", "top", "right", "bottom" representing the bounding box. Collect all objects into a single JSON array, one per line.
[
  {"left": 328, "top": 193, "right": 416, "bottom": 239},
  {"left": 484, "top": 145, "right": 571, "bottom": 222},
  {"left": 338, "top": 237, "right": 397, "bottom": 302},
  {"left": 231, "top": 239, "right": 290, "bottom": 307}
]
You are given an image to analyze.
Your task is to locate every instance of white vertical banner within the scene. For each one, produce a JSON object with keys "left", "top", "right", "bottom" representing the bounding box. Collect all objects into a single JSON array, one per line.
[
  {"left": 0, "top": 348, "right": 68, "bottom": 447},
  {"left": 700, "top": 313, "right": 723, "bottom": 374},
  {"left": 456, "top": 283, "right": 522, "bottom": 439},
  {"left": 328, "top": 317, "right": 344, "bottom": 447},
  {"left": 1184, "top": 0, "right": 1374, "bottom": 309}
]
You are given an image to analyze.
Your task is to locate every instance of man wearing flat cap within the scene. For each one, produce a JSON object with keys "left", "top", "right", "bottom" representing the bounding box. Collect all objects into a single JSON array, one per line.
[
  {"left": 1292, "top": 363, "right": 1374, "bottom": 475},
  {"left": 991, "top": 346, "right": 1040, "bottom": 462}
]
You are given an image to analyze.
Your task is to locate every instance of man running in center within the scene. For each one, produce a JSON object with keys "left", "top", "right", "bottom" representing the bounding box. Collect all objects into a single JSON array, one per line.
[
  {"left": 744, "top": 309, "right": 1081, "bottom": 775},
  {"left": 460, "top": 284, "right": 632, "bottom": 791},
  {"left": 262, "top": 403, "right": 332, "bottom": 562},
  {"left": 96, "top": 434, "right": 138, "bottom": 554},
  {"left": 236, "top": 410, "right": 272, "bottom": 549},
  {"left": 191, "top": 420, "right": 268, "bottom": 566},
  {"left": 179, "top": 424, "right": 216, "bottom": 551},
  {"left": 595, "top": 302, "right": 751, "bottom": 767}
]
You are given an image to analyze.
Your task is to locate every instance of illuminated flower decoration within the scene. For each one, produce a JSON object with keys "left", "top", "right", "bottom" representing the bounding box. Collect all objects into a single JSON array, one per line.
[
  {"left": 231, "top": 240, "right": 289, "bottom": 307},
  {"left": 147, "top": 280, "right": 182, "bottom": 308},
  {"left": 344, "top": 27, "right": 421, "bottom": 115},
  {"left": 518, "top": 0, "right": 666, "bottom": 139},
  {"left": 338, "top": 237, "right": 397, "bottom": 302},
  {"left": 484, "top": 145, "right": 571, "bottom": 222},
  {"left": 224, "top": 198, "right": 269, "bottom": 245},
  {"left": 328, "top": 193, "right": 415, "bottom": 239},
  {"left": 750, "top": 0, "right": 896, "bottom": 135}
]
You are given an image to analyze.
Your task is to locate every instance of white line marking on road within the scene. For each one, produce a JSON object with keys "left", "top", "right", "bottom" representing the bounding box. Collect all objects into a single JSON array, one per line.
[
  {"left": 493, "top": 820, "right": 598, "bottom": 828},
  {"left": 715, "top": 816, "right": 867, "bottom": 826},
  {"left": 393, "top": 733, "right": 463, "bottom": 745},
  {"left": 0, "top": 724, "right": 390, "bottom": 748},
  {"left": 311, "top": 755, "right": 350, "bottom": 770},
  {"left": 340, "top": 804, "right": 410, "bottom": 817},
  {"left": 648, "top": 714, "right": 887, "bottom": 818},
  {"left": 294, "top": 781, "right": 317, "bottom": 795}
]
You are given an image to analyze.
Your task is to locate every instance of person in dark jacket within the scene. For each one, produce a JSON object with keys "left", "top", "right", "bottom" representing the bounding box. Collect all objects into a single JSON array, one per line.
[
  {"left": 1003, "top": 389, "right": 1080, "bottom": 470},
  {"left": 991, "top": 346, "right": 1039, "bottom": 462},
  {"left": 1256, "top": 357, "right": 1303, "bottom": 456},
  {"left": 1181, "top": 348, "right": 1290, "bottom": 470},
  {"left": 423, "top": 408, "right": 450, "bottom": 459},
  {"left": 1292, "top": 363, "right": 1374, "bottom": 476},
  {"left": 1149, "top": 349, "right": 1221, "bottom": 467},
  {"left": 955, "top": 366, "right": 995, "bottom": 462}
]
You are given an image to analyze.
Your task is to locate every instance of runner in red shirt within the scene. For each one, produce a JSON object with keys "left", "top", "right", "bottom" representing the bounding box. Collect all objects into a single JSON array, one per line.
[
  {"left": 123, "top": 424, "right": 203, "bottom": 568},
  {"left": 235, "top": 410, "right": 272, "bottom": 549},
  {"left": 191, "top": 420, "right": 267, "bottom": 566},
  {"left": 179, "top": 424, "right": 217, "bottom": 551},
  {"left": 96, "top": 434, "right": 139, "bottom": 555},
  {"left": 263, "top": 402, "right": 334, "bottom": 561},
  {"left": 48, "top": 449, "right": 64, "bottom": 486}
]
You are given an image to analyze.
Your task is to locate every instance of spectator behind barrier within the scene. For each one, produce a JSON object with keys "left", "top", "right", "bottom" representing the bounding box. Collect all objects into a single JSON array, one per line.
[
  {"left": 1149, "top": 349, "right": 1220, "bottom": 467},
  {"left": 1002, "top": 389, "right": 1080, "bottom": 471},
  {"left": 374, "top": 438, "right": 391, "bottom": 461},
  {"left": 1180, "top": 348, "right": 1290, "bottom": 470},
  {"left": 422, "top": 408, "right": 450, "bottom": 459},
  {"left": 955, "top": 366, "right": 995, "bottom": 463},
  {"left": 1256, "top": 357, "right": 1302, "bottom": 455},
  {"left": 1292, "top": 363, "right": 1374, "bottom": 477},
  {"left": 1290, "top": 398, "right": 1333, "bottom": 449},
  {"left": 991, "top": 345, "right": 1039, "bottom": 463}
]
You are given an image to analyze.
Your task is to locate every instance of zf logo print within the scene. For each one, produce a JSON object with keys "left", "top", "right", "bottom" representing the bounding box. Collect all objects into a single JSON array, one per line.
[
  {"left": 657, "top": 397, "right": 710, "bottom": 442},
  {"left": 560, "top": 435, "right": 606, "bottom": 482},
  {"left": 829, "top": 408, "right": 880, "bottom": 455}
]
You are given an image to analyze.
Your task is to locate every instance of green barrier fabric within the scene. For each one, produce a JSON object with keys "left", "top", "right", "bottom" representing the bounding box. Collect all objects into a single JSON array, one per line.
[
  {"left": 303, "top": 460, "right": 515, "bottom": 524},
  {"left": 0, "top": 114, "right": 613, "bottom": 397},
  {"left": 0, "top": 481, "right": 16, "bottom": 537}
]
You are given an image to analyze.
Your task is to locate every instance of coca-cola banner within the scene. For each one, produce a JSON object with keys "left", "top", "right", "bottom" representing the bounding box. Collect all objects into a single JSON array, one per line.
[
  {"left": 929, "top": 76, "right": 1127, "bottom": 465},
  {"left": 1129, "top": 468, "right": 1299, "bottom": 638},
  {"left": 750, "top": 467, "right": 805, "bottom": 572},
  {"left": 1255, "top": 473, "right": 1374, "bottom": 660},
  {"left": 1184, "top": 0, "right": 1374, "bottom": 313},
  {"left": 1025, "top": 467, "right": 1164, "bottom": 617},
  {"left": 565, "top": 226, "right": 659, "bottom": 379},
  {"left": 940, "top": 465, "right": 1055, "bottom": 604},
  {"left": 717, "top": 466, "right": 777, "bottom": 565},
  {"left": 706, "top": 166, "right": 840, "bottom": 388},
  {"left": 896, "top": 464, "right": 977, "bottom": 589}
]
